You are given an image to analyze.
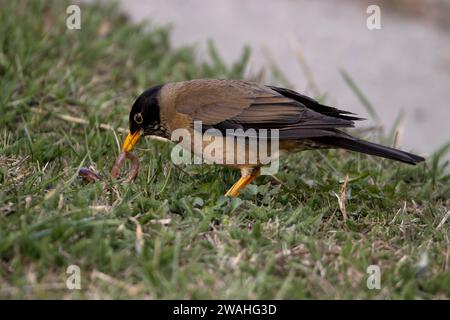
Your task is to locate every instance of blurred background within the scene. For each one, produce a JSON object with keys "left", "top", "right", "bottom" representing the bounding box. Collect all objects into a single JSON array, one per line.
[{"left": 114, "top": 0, "right": 450, "bottom": 159}]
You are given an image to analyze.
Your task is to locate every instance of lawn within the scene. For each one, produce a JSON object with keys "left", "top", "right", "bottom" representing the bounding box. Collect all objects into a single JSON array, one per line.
[{"left": 0, "top": 0, "right": 449, "bottom": 299}]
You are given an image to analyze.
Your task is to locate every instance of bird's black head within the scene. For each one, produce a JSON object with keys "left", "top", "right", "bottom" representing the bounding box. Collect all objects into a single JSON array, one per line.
[
  {"left": 122, "top": 84, "right": 165, "bottom": 153},
  {"left": 129, "top": 84, "right": 165, "bottom": 136}
]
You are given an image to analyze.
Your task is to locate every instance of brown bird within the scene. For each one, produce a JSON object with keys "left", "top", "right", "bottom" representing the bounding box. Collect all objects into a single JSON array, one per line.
[{"left": 121, "top": 79, "right": 424, "bottom": 196}]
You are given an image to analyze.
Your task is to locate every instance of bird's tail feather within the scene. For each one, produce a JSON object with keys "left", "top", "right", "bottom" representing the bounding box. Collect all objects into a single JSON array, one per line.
[{"left": 312, "top": 136, "right": 425, "bottom": 165}]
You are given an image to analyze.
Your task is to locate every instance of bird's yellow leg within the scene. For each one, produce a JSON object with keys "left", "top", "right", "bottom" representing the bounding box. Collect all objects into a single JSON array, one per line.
[{"left": 225, "top": 168, "right": 260, "bottom": 197}]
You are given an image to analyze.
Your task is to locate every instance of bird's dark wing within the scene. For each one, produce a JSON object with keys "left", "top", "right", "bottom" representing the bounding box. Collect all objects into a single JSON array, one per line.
[
  {"left": 174, "top": 80, "right": 356, "bottom": 139},
  {"left": 174, "top": 80, "right": 300, "bottom": 125},
  {"left": 268, "top": 85, "right": 365, "bottom": 121}
]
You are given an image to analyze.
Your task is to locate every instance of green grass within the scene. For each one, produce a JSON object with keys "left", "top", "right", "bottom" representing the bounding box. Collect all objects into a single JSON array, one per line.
[{"left": 0, "top": 0, "right": 449, "bottom": 299}]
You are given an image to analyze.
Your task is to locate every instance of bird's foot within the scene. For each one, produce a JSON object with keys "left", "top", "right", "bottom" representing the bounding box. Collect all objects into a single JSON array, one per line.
[{"left": 225, "top": 168, "right": 260, "bottom": 197}]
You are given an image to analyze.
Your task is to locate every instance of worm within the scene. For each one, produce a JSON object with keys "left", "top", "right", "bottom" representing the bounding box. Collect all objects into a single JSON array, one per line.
[
  {"left": 111, "top": 151, "right": 139, "bottom": 183},
  {"left": 110, "top": 152, "right": 126, "bottom": 179},
  {"left": 78, "top": 167, "right": 101, "bottom": 183},
  {"left": 78, "top": 152, "right": 139, "bottom": 184}
]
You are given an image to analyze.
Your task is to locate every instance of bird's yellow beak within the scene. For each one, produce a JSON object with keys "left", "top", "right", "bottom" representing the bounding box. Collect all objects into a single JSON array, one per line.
[{"left": 122, "top": 130, "right": 142, "bottom": 152}]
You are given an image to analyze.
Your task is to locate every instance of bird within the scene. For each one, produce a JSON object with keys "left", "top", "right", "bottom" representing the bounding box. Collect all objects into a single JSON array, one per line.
[{"left": 121, "top": 79, "right": 424, "bottom": 197}]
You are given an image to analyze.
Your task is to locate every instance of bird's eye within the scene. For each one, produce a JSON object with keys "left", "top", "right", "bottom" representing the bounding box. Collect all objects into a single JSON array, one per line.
[{"left": 134, "top": 113, "right": 143, "bottom": 124}]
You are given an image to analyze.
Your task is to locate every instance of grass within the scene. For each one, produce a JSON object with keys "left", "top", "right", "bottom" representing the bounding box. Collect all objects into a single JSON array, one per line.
[{"left": 0, "top": 0, "right": 449, "bottom": 299}]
